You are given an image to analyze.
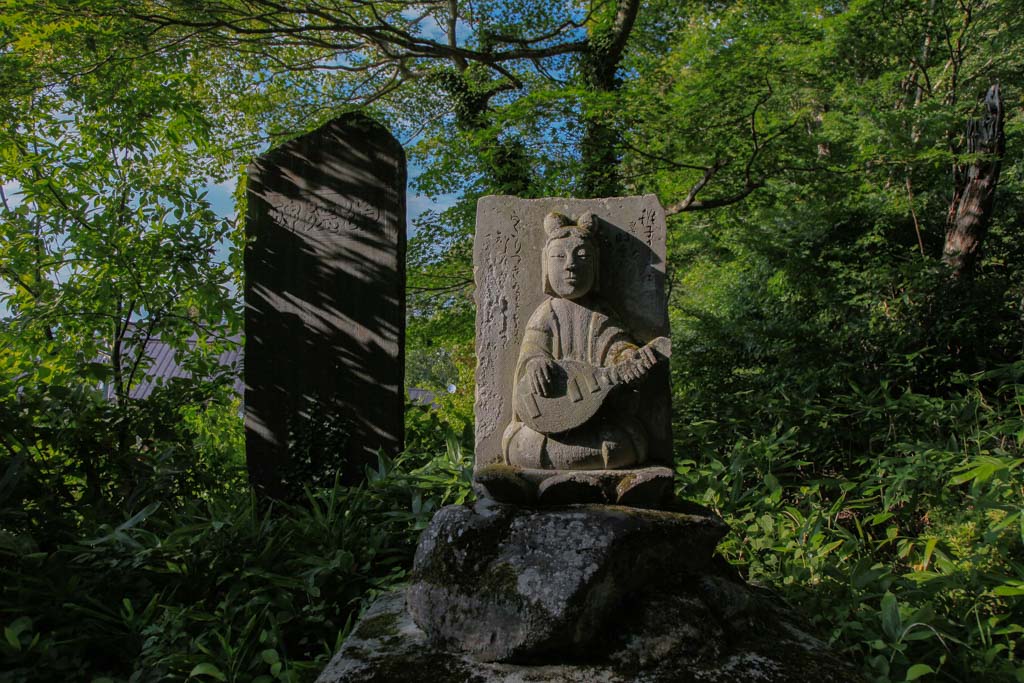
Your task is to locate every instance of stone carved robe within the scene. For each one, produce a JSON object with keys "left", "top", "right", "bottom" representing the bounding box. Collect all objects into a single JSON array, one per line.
[{"left": 502, "top": 296, "right": 648, "bottom": 470}]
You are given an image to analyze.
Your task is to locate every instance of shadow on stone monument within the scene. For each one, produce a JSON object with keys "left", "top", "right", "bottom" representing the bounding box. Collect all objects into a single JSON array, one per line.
[
  {"left": 245, "top": 113, "right": 406, "bottom": 500},
  {"left": 315, "top": 196, "right": 862, "bottom": 682}
]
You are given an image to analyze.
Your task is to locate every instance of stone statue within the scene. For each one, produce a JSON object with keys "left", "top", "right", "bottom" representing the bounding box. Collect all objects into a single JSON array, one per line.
[
  {"left": 314, "top": 201, "right": 852, "bottom": 683},
  {"left": 473, "top": 198, "right": 675, "bottom": 506},
  {"left": 503, "top": 211, "right": 667, "bottom": 469}
]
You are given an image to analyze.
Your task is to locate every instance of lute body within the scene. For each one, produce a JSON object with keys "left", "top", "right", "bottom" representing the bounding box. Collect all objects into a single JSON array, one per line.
[{"left": 515, "top": 336, "right": 671, "bottom": 434}]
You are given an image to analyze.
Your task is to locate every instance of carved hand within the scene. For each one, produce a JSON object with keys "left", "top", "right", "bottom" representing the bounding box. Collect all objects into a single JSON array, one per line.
[
  {"left": 527, "top": 358, "right": 557, "bottom": 397},
  {"left": 617, "top": 346, "right": 657, "bottom": 384}
]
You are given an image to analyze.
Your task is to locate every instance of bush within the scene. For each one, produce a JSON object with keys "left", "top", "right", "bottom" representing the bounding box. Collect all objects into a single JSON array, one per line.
[
  {"left": 0, "top": 425, "right": 473, "bottom": 683},
  {"left": 674, "top": 351, "right": 1024, "bottom": 682}
]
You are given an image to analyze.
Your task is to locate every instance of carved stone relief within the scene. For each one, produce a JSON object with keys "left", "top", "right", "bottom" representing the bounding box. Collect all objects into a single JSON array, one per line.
[{"left": 473, "top": 195, "right": 673, "bottom": 507}]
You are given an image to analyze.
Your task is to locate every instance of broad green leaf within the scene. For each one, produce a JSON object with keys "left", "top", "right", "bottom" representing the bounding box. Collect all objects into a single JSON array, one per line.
[
  {"left": 189, "top": 663, "right": 227, "bottom": 681},
  {"left": 905, "top": 663, "right": 935, "bottom": 680},
  {"left": 881, "top": 592, "right": 902, "bottom": 641}
]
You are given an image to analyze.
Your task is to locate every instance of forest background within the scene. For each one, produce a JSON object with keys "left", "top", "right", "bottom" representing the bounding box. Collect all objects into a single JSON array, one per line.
[{"left": 1, "top": 1, "right": 1022, "bottom": 681}]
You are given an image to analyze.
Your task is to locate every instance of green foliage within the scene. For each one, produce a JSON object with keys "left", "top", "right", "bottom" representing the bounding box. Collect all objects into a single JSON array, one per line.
[
  {"left": 403, "top": 403, "right": 475, "bottom": 503},
  {"left": 0, "top": 0, "right": 245, "bottom": 522},
  {"left": 0, "top": 422, "right": 474, "bottom": 683},
  {"left": 4, "top": 1, "right": 1024, "bottom": 682},
  {"left": 642, "top": 3, "right": 1024, "bottom": 680},
  {"left": 677, "top": 368, "right": 1024, "bottom": 682},
  {"left": 281, "top": 397, "right": 354, "bottom": 496}
]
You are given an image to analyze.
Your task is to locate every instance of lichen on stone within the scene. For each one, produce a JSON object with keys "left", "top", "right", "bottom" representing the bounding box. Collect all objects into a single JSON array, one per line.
[
  {"left": 320, "top": 503, "right": 862, "bottom": 683},
  {"left": 356, "top": 612, "right": 401, "bottom": 641}
]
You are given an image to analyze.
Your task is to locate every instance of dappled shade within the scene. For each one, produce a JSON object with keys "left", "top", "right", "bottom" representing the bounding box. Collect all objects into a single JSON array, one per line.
[{"left": 244, "top": 113, "right": 406, "bottom": 498}]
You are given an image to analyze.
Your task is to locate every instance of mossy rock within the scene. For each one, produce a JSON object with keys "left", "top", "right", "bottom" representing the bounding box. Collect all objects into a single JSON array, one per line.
[
  {"left": 316, "top": 588, "right": 863, "bottom": 683},
  {"left": 406, "top": 500, "right": 728, "bottom": 662},
  {"left": 316, "top": 501, "right": 861, "bottom": 681}
]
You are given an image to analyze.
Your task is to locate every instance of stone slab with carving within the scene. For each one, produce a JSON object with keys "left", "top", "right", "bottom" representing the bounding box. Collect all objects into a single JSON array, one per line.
[
  {"left": 245, "top": 112, "right": 406, "bottom": 498},
  {"left": 473, "top": 196, "right": 673, "bottom": 506}
]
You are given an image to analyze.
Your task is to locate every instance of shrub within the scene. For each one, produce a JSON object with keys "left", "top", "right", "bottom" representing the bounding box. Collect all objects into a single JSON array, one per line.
[{"left": 0, "top": 425, "right": 473, "bottom": 683}]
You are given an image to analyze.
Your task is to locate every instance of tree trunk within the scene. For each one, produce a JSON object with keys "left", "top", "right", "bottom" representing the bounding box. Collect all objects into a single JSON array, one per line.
[
  {"left": 943, "top": 83, "right": 1005, "bottom": 278},
  {"left": 578, "top": 0, "right": 639, "bottom": 198},
  {"left": 578, "top": 34, "right": 623, "bottom": 197},
  {"left": 433, "top": 69, "right": 533, "bottom": 195}
]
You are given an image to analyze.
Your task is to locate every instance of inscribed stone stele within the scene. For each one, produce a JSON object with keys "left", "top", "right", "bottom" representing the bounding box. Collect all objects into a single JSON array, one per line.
[{"left": 245, "top": 113, "right": 406, "bottom": 498}]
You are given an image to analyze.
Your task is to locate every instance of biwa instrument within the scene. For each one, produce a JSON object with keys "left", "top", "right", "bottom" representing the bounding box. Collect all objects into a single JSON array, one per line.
[{"left": 516, "top": 336, "right": 671, "bottom": 434}]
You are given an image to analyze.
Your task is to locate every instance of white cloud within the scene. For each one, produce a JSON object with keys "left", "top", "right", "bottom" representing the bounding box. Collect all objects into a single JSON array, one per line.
[{"left": 205, "top": 175, "right": 238, "bottom": 219}]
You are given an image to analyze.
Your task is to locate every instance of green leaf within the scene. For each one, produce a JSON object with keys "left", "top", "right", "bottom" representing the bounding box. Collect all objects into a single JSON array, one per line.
[
  {"left": 3, "top": 617, "right": 32, "bottom": 651},
  {"left": 919, "top": 537, "right": 938, "bottom": 571},
  {"left": 4, "top": 627, "right": 21, "bottom": 651},
  {"left": 189, "top": 663, "right": 227, "bottom": 681},
  {"left": 869, "top": 512, "right": 894, "bottom": 526},
  {"left": 881, "top": 592, "right": 902, "bottom": 641},
  {"left": 905, "top": 663, "right": 934, "bottom": 680}
]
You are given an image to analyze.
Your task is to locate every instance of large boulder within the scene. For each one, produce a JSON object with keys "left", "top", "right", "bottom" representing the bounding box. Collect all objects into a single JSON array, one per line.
[
  {"left": 406, "top": 500, "right": 728, "bottom": 662},
  {"left": 316, "top": 582, "right": 862, "bottom": 682},
  {"left": 315, "top": 501, "right": 863, "bottom": 682}
]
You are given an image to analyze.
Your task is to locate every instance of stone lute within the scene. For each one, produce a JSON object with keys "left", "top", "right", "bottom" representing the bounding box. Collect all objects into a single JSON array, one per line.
[{"left": 516, "top": 336, "right": 671, "bottom": 435}]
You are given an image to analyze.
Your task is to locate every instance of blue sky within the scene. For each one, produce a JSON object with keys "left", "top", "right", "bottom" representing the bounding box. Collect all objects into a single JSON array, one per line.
[{"left": 0, "top": 158, "right": 455, "bottom": 319}]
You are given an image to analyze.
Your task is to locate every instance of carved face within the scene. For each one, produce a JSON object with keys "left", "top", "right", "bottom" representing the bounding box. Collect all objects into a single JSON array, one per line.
[{"left": 544, "top": 235, "right": 596, "bottom": 299}]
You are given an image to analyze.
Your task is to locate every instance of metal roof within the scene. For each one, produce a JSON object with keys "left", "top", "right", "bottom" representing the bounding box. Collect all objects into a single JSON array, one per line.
[
  {"left": 99, "top": 327, "right": 438, "bottom": 408},
  {"left": 102, "top": 332, "right": 243, "bottom": 401}
]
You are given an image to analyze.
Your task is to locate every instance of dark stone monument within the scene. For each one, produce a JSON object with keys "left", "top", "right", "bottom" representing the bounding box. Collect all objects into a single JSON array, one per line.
[{"left": 245, "top": 113, "right": 406, "bottom": 498}]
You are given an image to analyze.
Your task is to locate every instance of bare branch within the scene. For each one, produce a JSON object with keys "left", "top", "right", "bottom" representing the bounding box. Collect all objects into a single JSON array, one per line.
[
  {"left": 664, "top": 180, "right": 765, "bottom": 215},
  {"left": 663, "top": 158, "right": 727, "bottom": 214},
  {"left": 0, "top": 266, "right": 41, "bottom": 299},
  {"left": 408, "top": 280, "right": 473, "bottom": 294},
  {"left": 621, "top": 141, "right": 712, "bottom": 172},
  {"left": 664, "top": 84, "right": 789, "bottom": 216},
  {"left": 108, "top": 1, "right": 590, "bottom": 69}
]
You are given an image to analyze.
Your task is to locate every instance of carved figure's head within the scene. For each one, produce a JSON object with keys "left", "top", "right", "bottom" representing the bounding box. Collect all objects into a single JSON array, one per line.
[{"left": 542, "top": 212, "right": 599, "bottom": 299}]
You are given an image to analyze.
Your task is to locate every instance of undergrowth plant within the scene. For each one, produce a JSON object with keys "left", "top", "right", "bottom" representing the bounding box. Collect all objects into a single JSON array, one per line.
[
  {"left": 676, "top": 362, "right": 1024, "bottom": 683},
  {"left": 0, "top": 410, "right": 473, "bottom": 683}
]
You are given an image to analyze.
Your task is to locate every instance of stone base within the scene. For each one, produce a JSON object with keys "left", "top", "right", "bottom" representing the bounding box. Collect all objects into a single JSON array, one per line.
[
  {"left": 474, "top": 465, "right": 674, "bottom": 507},
  {"left": 315, "top": 501, "right": 862, "bottom": 682},
  {"left": 316, "top": 584, "right": 861, "bottom": 683},
  {"left": 406, "top": 500, "right": 728, "bottom": 662}
]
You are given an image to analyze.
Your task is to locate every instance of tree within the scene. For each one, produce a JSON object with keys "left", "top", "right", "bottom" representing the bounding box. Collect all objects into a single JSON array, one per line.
[
  {"left": 943, "top": 83, "right": 1005, "bottom": 279},
  {"left": 9, "top": 0, "right": 1022, "bottom": 458},
  {"left": 0, "top": 11, "right": 241, "bottom": 511}
]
